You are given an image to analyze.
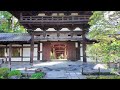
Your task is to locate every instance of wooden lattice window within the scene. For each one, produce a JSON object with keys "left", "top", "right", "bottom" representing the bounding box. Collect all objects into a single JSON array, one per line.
[
  {"left": 0, "top": 48, "right": 5, "bottom": 57},
  {"left": 12, "top": 48, "right": 20, "bottom": 57}
]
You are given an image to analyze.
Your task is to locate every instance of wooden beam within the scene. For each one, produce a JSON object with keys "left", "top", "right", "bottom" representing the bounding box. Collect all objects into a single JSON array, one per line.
[
  {"left": 37, "top": 42, "right": 40, "bottom": 60},
  {"left": 21, "top": 44, "right": 23, "bottom": 62},
  {"left": 76, "top": 41, "right": 80, "bottom": 60},
  {"left": 9, "top": 44, "right": 12, "bottom": 70},
  {"left": 33, "top": 31, "right": 83, "bottom": 34},
  {"left": 57, "top": 30, "right": 60, "bottom": 37},
  {"left": 43, "top": 29, "right": 46, "bottom": 38},
  {"left": 64, "top": 45, "right": 67, "bottom": 59},
  {"left": 20, "top": 12, "right": 23, "bottom": 21},
  {"left": 5, "top": 44, "right": 8, "bottom": 62},
  {"left": 30, "top": 32, "right": 34, "bottom": 64},
  {"left": 82, "top": 30, "right": 87, "bottom": 62},
  {"left": 69, "top": 28, "right": 74, "bottom": 38}
]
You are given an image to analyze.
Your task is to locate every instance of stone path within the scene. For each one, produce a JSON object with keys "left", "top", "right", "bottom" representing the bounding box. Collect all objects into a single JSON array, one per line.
[{"left": 1, "top": 61, "right": 110, "bottom": 79}]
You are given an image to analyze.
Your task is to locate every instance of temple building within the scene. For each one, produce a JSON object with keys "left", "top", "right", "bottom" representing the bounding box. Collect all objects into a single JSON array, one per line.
[{"left": 0, "top": 11, "right": 96, "bottom": 64}]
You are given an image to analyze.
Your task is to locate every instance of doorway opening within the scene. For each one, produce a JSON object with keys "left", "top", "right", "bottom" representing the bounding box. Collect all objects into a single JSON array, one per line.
[{"left": 50, "top": 43, "right": 67, "bottom": 60}]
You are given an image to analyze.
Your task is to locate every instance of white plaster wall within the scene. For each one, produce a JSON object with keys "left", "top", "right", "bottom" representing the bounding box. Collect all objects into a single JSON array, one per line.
[
  {"left": 12, "top": 45, "right": 22, "bottom": 46},
  {"left": 0, "top": 58, "right": 4, "bottom": 59},
  {"left": 23, "top": 45, "right": 37, "bottom": 56},
  {"left": 46, "top": 33, "right": 57, "bottom": 37},
  {"left": 23, "top": 58, "right": 30, "bottom": 61},
  {"left": 23, "top": 57, "right": 38, "bottom": 61},
  {"left": 73, "top": 36, "right": 82, "bottom": 38},
  {"left": 59, "top": 13, "right": 64, "bottom": 16},
  {"left": 7, "top": 48, "right": 9, "bottom": 56},
  {"left": 80, "top": 44, "right": 83, "bottom": 61},
  {"left": 34, "top": 48, "right": 37, "bottom": 56},
  {"left": 23, "top": 48, "right": 30, "bottom": 57},
  {"left": 0, "top": 58, "right": 8, "bottom": 62},
  {"left": 0, "top": 44, "right": 42, "bottom": 61},
  {"left": 40, "top": 43, "right": 42, "bottom": 51},
  {"left": 60, "top": 33, "right": 70, "bottom": 38},
  {"left": 80, "top": 44, "right": 83, "bottom": 53},
  {"left": 23, "top": 47, "right": 37, "bottom": 61},
  {"left": 40, "top": 43, "right": 43, "bottom": 60},
  {"left": 75, "top": 42, "right": 78, "bottom": 48},
  {"left": 0, "top": 45, "right": 6, "bottom": 47},
  {"left": 40, "top": 53, "right": 42, "bottom": 60},
  {"left": 34, "top": 44, "right": 38, "bottom": 47},
  {"left": 11, "top": 58, "right": 21, "bottom": 61},
  {"left": 23, "top": 44, "right": 30, "bottom": 46},
  {"left": 52, "top": 13, "right": 57, "bottom": 16},
  {"left": 71, "top": 13, "right": 78, "bottom": 16},
  {"left": 33, "top": 58, "right": 37, "bottom": 61},
  {"left": 38, "top": 13, "right": 46, "bottom": 16}
]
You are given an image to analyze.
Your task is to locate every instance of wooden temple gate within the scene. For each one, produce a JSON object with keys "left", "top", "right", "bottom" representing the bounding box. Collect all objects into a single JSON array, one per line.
[{"left": 9, "top": 11, "right": 94, "bottom": 64}]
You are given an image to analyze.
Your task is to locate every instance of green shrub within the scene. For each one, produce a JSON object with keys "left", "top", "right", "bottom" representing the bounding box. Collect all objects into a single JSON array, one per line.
[
  {"left": 0, "top": 68, "right": 10, "bottom": 79},
  {"left": 87, "top": 75, "right": 120, "bottom": 79},
  {"left": 30, "top": 72, "right": 45, "bottom": 79},
  {"left": 8, "top": 70, "right": 21, "bottom": 78},
  {"left": 83, "top": 72, "right": 116, "bottom": 75}
]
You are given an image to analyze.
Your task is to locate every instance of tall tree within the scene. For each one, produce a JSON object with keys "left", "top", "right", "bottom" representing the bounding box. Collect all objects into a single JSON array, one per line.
[
  {"left": 87, "top": 11, "right": 120, "bottom": 63},
  {"left": 0, "top": 11, "right": 26, "bottom": 33}
]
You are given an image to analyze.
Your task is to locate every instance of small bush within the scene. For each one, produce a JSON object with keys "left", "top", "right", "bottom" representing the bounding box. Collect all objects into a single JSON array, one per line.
[
  {"left": 87, "top": 75, "right": 120, "bottom": 79},
  {"left": 30, "top": 72, "right": 45, "bottom": 79},
  {"left": 82, "top": 72, "right": 115, "bottom": 75},
  {"left": 0, "top": 68, "right": 10, "bottom": 79},
  {"left": 8, "top": 70, "right": 21, "bottom": 78}
]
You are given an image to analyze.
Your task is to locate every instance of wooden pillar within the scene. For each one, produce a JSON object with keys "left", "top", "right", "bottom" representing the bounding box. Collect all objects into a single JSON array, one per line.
[
  {"left": 71, "top": 29, "right": 74, "bottom": 38},
  {"left": 37, "top": 42, "right": 40, "bottom": 60},
  {"left": 21, "top": 44, "right": 23, "bottom": 62},
  {"left": 43, "top": 42, "right": 51, "bottom": 61},
  {"left": 5, "top": 44, "right": 8, "bottom": 62},
  {"left": 64, "top": 45, "right": 67, "bottom": 59},
  {"left": 9, "top": 44, "right": 12, "bottom": 70},
  {"left": 30, "top": 32, "right": 34, "bottom": 64},
  {"left": 57, "top": 30, "right": 60, "bottom": 37},
  {"left": 43, "top": 30, "right": 46, "bottom": 38},
  {"left": 55, "top": 27, "right": 61, "bottom": 38},
  {"left": 53, "top": 47, "right": 56, "bottom": 59},
  {"left": 82, "top": 30, "right": 87, "bottom": 62},
  {"left": 76, "top": 41, "right": 80, "bottom": 60},
  {"left": 69, "top": 27, "right": 74, "bottom": 38},
  {"left": 20, "top": 12, "right": 23, "bottom": 21}
]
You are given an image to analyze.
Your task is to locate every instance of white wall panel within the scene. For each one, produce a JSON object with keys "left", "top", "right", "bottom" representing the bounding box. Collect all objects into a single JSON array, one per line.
[{"left": 23, "top": 48, "right": 30, "bottom": 57}]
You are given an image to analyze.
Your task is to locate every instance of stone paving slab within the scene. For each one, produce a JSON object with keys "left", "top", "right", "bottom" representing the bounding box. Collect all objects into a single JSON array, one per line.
[{"left": 1, "top": 61, "right": 111, "bottom": 79}]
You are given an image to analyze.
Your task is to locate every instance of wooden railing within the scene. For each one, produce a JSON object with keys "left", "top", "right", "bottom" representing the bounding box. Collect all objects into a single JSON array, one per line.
[
  {"left": 34, "top": 36, "right": 83, "bottom": 41},
  {"left": 20, "top": 15, "right": 90, "bottom": 23}
]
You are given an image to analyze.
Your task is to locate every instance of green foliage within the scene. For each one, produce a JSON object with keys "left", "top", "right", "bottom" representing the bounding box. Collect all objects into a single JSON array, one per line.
[
  {"left": 87, "top": 75, "right": 120, "bottom": 79},
  {"left": 0, "top": 11, "right": 26, "bottom": 33},
  {"left": 0, "top": 68, "right": 10, "bottom": 79},
  {"left": 30, "top": 72, "right": 45, "bottom": 79},
  {"left": 87, "top": 11, "right": 120, "bottom": 63},
  {"left": 8, "top": 70, "right": 21, "bottom": 78}
]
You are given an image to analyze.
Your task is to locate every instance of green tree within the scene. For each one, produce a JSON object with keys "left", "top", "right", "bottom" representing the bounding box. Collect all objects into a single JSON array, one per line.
[
  {"left": 87, "top": 11, "right": 120, "bottom": 63},
  {"left": 0, "top": 11, "right": 26, "bottom": 33}
]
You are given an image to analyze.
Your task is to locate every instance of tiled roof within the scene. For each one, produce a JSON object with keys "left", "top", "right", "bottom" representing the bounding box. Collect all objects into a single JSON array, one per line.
[
  {"left": 0, "top": 33, "right": 97, "bottom": 43},
  {"left": 0, "top": 33, "right": 31, "bottom": 42}
]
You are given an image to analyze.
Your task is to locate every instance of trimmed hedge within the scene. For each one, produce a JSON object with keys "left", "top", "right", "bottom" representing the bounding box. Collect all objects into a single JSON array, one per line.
[
  {"left": 8, "top": 70, "right": 21, "bottom": 78},
  {"left": 82, "top": 72, "right": 116, "bottom": 75},
  {"left": 87, "top": 75, "right": 120, "bottom": 79},
  {"left": 30, "top": 72, "right": 45, "bottom": 79},
  {"left": 0, "top": 68, "right": 10, "bottom": 79}
]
